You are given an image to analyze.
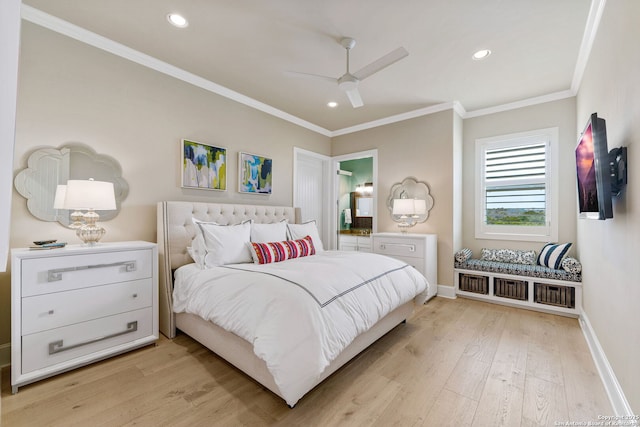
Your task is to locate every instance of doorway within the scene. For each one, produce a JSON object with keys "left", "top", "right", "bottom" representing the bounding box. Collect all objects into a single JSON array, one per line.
[{"left": 332, "top": 150, "right": 378, "bottom": 250}]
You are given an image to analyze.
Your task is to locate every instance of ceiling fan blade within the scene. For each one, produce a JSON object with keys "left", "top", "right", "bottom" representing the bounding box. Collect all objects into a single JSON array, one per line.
[
  {"left": 353, "top": 47, "right": 408, "bottom": 81},
  {"left": 345, "top": 88, "right": 364, "bottom": 108},
  {"left": 284, "top": 70, "right": 336, "bottom": 84}
]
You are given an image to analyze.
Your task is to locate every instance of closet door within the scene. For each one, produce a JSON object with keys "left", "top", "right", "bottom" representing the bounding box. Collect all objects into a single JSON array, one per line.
[{"left": 293, "top": 148, "right": 331, "bottom": 248}]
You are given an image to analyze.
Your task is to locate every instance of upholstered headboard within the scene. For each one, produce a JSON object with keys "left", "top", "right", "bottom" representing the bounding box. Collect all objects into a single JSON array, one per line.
[{"left": 157, "top": 201, "right": 301, "bottom": 337}]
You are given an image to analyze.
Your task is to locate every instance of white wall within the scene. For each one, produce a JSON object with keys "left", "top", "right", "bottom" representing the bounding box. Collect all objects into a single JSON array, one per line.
[{"left": 576, "top": 0, "right": 640, "bottom": 413}]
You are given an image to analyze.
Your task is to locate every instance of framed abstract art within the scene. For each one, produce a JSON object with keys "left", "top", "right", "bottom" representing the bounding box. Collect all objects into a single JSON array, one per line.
[
  {"left": 238, "top": 152, "right": 272, "bottom": 194},
  {"left": 181, "top": 139, "right": 227, "bottom": 191}
]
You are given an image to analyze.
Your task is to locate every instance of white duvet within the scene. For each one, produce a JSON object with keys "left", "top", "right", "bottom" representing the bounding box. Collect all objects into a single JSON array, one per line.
[{"left": 173, "top": 250, "right": 428, "bottom": 406}]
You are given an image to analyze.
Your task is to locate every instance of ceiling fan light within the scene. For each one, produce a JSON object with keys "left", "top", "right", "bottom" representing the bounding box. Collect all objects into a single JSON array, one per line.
[
  {"left": 167, "top": 13, "right": 188, "bottom": 28},
  {"left": 338, "top": 74, "right": 358, "bottom": 91},
  {"left": 472, "top": 49, "right": 491, "bottom": 60}
]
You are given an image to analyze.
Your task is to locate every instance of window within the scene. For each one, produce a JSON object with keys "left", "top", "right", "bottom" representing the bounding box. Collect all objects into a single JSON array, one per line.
[{"left": 475, "top": 128, "right": 558, "bottom": 242}]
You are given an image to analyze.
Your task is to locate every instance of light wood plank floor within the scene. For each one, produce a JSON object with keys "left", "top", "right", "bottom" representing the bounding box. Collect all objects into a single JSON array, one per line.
[{"left": 1, "top": 298, "right": 612, "bottom": 426}]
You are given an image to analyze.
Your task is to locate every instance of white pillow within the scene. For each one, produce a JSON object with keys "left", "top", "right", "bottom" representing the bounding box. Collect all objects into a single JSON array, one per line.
[
  {"left": 286, "top": 220, "right": 324, "bottom": 252},
  {"left": 197, "top": 221, "right": 252, "bottom": 266},
  {"left": 186, "top": 233, "right": 206, "bottom": 268},
  {"left": 250, "top": 219, "right": 288, "bottom": 243}
]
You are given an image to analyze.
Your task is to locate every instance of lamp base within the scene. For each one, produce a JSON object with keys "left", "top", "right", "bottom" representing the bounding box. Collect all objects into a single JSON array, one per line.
[
  {"left": 397, "top": 222, "right": 414, "bottom": 233},
  {"left": 69, "top": 210, "right": 85, "bottom": 229},
  {"left": 76, "top": 210, "right": 106, "bottom": 245}
]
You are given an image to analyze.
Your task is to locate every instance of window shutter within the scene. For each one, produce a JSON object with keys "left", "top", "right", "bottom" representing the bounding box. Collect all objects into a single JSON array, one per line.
[{"left": 484, "top": 143, "right": 547, "bottom": 226}]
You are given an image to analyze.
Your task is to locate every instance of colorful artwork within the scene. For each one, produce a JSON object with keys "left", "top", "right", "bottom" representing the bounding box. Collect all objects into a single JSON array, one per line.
[
  {"left": 239, "top": 152, "right": 272, "bottom": 194},
  {"left": 181, "top": 139, "right": 227, "bottom": 191}
]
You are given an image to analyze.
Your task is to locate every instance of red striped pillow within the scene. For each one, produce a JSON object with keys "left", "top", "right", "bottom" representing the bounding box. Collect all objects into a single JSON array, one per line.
[{"left": 249, "top": 235, "right": 316, "bottom": 264}]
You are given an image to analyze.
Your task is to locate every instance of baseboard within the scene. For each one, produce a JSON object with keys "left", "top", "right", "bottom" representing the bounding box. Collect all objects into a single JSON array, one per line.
[
  {"left": 436, "top": 285, "right": 456, "bottom": 299},
  {"left": 579, "top": 311, "right": 633, "bottom": 416},
  {"left": 0, "top": 342, "right": 10, "bottom": 368}
]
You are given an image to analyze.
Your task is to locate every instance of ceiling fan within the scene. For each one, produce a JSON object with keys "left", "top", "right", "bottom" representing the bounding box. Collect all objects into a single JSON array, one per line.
[{"left": 288, "top": 37, "right": 409, "bottom": 108}]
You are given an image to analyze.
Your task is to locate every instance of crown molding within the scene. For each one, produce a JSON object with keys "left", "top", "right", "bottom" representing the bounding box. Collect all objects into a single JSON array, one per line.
[
  {"left": 571, "top": 0, "right": 607, "bottom": 94},
  {"left": 21, "top": 3, "right": 603, "bottom": 138},
  {"left": 20, "top": 5, "right": 332, "bottom": 137},
  {"left": 331, "top": 102, "right": 461, "bottom": 137},
  {"left": 463, "top": 89, "right": 576, "bottom": 119}
]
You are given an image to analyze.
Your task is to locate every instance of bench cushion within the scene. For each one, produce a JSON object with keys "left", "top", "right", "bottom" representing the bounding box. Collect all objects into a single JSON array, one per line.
[{"left": 455, "top": 258, "right": 581, "bottom": 282}]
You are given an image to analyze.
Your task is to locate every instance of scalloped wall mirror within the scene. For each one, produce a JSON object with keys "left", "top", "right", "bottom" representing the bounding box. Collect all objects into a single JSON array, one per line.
[
  {"left": 14, "top": 144, "right": 129, "bottom": 228},
  {"left": 386, "top": 177, "right": 434, "bottom": 228}
]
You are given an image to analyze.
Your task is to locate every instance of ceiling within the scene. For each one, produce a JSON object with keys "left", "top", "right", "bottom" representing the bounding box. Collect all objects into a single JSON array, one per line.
[{"left": 22, "top": 0, "right": 595, "bottom": 134}]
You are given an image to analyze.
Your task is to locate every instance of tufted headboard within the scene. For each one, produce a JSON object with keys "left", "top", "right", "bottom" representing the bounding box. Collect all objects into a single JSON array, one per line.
[{"left": 157, "top": 201, "right": 301, "bottom": 337}]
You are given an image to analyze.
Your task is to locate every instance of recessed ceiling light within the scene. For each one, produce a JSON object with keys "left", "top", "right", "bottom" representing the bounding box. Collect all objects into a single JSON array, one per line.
[
  {"left": 472, "top": 49, "right": 491, "bottom": 60},
  {"left": 167, "top": 13, "right": 188, "bottom": 28},
  {"left": 327, "top": 101, "right": 338, "bottom": 108}
]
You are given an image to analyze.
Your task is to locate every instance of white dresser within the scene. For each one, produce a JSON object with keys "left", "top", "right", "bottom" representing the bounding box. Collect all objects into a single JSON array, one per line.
[
  {"left": 11, "top": 241, "right": 158, "bottom": 393},
  {"left": 338, "top": 234, "right": 372, "bottom": 252},
  {"left": 371, "top": 233, "right": 438, "bottom": 301}
]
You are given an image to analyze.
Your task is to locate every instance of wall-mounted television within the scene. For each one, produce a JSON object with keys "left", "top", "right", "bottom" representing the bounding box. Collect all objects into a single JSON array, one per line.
[{"left": 575, "top": 113, "right": 613, "bottom": 220}]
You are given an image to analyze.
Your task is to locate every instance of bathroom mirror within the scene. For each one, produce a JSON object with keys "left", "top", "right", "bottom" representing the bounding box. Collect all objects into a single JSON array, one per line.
[
  {"left": 356, "top": 197, "right": 373, "bottom": 217},
  {"left": 386, "top": 177, "right": 434, "bottom": 226},
  {"left": 14, "top": 144, "right": 129, "bottom": 227}
]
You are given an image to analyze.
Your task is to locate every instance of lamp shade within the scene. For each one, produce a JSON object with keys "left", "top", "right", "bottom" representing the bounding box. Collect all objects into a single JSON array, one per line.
[
  {"left": 53, "top": 185, "right": 67, "bottom": 209},
  {"left": 414, "top": 199, "right": 427, "bottom": 215},
  {"left": 63, "top": 179, "right": 116, "bottom": 210},
  {"left": 392, "top": 198, "right": 415, "bottom": 216}
]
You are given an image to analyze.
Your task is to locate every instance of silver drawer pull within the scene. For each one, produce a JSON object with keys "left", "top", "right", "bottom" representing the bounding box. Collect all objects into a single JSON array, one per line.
[
  {"left": 379, "top": 243, "right": 416, "bottom": 252},
  {"left": 48, "top": 321, "right": 138, "bottom": 355},
  {"left": 48, "top": 261, "right": 137, "bottom": 282}
]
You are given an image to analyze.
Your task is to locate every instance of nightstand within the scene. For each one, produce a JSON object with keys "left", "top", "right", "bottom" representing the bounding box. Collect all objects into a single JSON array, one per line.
[
  {"left": 11, "top": 241, "right": 158, "bottom": 393},
  {"left": 371, "top": 232, "right": 437, "bottom": 301}
]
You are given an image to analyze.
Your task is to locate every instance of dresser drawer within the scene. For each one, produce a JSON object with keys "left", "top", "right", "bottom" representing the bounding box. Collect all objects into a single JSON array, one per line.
[
  {"left": 373, "top": 237, "right": 424, "bottom": 259},
  {"left": 21, "top": 307, "right": 154, "bottom": 374},
  {"left": 20, "top": 249, "right": 153, "bottom": 297},
  {"left": 22, "top": 279, "right": 153, "bottom": 335},
  {"left": 388, "top": 254, "right": 425, "bottom": 276}
]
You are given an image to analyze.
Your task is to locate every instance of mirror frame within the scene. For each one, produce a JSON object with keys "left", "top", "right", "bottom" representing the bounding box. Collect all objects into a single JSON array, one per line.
[
  {"left": 386, "top": 177, "right": 434, "bottom": 225},
  {"left": 349, "top": 192, "right": 373, "bottom": 230},
  {"left": 14, "top": 143, "right": 129, "bottom": 227}
]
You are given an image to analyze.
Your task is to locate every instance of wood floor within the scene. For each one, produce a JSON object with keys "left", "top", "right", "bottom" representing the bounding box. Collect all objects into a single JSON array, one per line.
[{"left": 1, "top": 297, "right": 612, "bottom": 426}]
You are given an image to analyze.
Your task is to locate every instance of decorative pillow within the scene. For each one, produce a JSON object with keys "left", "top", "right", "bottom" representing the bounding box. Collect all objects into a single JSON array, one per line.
[
  {"left": 454, "top": 248, "right": 473, "bottom": 263},
  {"left": 561, "top": 256, "right": 582, "bottom": 274},
  {"left": 286, "top": 220, "right": 324, "bottom": 251},
  {"left": 249, "top": 235, "right": 316, "bottom": 264},
  {"left": 480, "top": 248, "right": 536, "bottom": 265},
  {"left": 187, "top": 233, "right": 207, "bottom": 268},
  {"left": 537, "top": 242, "right": 572, "bottom": 270},
  {"left": 511, "top": 249, "right": 537, "bottom": 265},
  {"left": 480, "top": 248, "right": 501, "bottom": 262},
  {"left": 197, "top": 220, "right": 252, "bottom": 267},
  {"left": 250, "top": 219, "right": 288, "bottom": 243}
]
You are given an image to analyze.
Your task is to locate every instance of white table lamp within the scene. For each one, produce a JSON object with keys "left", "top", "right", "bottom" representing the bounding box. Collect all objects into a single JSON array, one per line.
[
  {"left": 63, "top": 179, "right": 116, "bottom": 245},
  {"left": 393, "top": 198, "right": 423, "bottom": 231}
]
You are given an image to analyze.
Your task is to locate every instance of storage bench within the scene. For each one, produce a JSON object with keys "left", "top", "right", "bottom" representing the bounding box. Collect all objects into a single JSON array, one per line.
[{"left": 454, "top": 251, "right": 582, "bottom": 317}]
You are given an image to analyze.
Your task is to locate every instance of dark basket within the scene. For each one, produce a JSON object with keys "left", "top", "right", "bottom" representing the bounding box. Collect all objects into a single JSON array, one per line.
[
  {"left": 459, "top": 273, "right": 489, "bottom": 294},
  {"left": 534, "top": 283, "right": 575, "bottom": 309},
  {"left": 495, "top": 278, "right": 528, "bottom": 301}
]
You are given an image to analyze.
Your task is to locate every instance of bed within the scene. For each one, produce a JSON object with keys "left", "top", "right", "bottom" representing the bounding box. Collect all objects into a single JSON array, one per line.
[{"left": 157, "top": 201, "right": 429, "bottom": 407}]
